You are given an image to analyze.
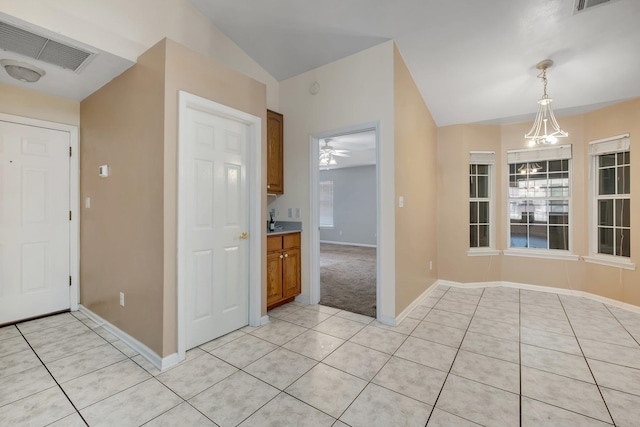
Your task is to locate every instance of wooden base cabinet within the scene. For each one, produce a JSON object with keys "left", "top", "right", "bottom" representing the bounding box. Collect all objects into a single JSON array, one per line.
[{"left": 267, "top": 232, "right": 301, "bottom": 310}]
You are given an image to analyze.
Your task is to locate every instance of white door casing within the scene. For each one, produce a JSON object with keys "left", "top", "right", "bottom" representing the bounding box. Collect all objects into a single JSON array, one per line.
[
  {"left": 0, "top": 116, "right": 79, "bottom": 324},
  {"left": 178, "top": 92, "right": 262, "bottom": 359}
]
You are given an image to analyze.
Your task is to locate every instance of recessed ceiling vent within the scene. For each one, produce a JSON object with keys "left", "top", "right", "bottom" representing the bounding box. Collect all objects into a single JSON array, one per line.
[
  {"left": 574, "top": 0, "right": 618, "bottom": 14},
  {"left": 0, "top": 21, "right": 94, "bottom": 72}
]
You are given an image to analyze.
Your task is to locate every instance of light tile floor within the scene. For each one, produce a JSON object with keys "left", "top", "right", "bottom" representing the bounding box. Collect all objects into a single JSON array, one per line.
[{"left": 2, "top": 285, "right": 640, "bottom": 426}]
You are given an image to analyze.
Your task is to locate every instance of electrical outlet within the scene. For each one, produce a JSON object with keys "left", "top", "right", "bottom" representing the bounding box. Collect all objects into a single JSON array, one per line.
[
  {"left": 288, "top": 208, "right": 292, "bottom": 218},
  {"left": 429, "top": 261, "right": 433, "bottom": 271},
  {"left": 295, "top": 208, "right": 300, "bottom": 218},
  {"left": 119, "top": 292, "right": 125, "bottom": 307}
]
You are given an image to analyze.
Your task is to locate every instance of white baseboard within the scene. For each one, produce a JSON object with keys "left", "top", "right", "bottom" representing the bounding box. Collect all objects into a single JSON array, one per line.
[
  {"left": 394, "top": 281, "right": 441, "bottom": 326},
  {"left": 435, "top": 280, "right": 640, "bottom": 315},
  {"left": 260, "top": 315, "right": 270, "bottom": 325},
  {"left": 320, "top": 240, "right": 377, "bottom": 248},
  {"left": 78, "top": 305, "right": 178, "bottom": 371},
  {"left": 295, "top": 294, "right": 311, "bottom": 305}
]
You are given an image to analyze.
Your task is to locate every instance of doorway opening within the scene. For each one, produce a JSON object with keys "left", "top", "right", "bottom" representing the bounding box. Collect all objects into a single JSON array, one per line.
[{"left": 309, "top": 124, "right": 380, "bottom": 319}]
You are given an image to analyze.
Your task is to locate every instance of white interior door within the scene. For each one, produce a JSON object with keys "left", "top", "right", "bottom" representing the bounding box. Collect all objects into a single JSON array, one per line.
[
  {"left": 0, "top": 120, "right": 70, "bottom": 325},
  {"left": 185, "top": 107, "right": 249, "bottom": 349}
]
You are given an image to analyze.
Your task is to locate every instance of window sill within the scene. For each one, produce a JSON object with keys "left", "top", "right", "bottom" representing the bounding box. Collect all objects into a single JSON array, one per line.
[
  {"left": 503, "top": 249, "right": 579, "bottom": 261},
  {"left": 583, "top": 256, "right": 636, "bottom": 270},
  {"left": 467, "top": 249, "right": 501, "bottom": 257}
]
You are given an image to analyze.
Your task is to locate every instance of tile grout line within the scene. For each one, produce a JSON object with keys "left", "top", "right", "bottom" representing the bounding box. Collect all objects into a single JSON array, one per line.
[
  {"left": 423, "top": 287, "right": 485, "bottom": 426},
  {"left": 16, "top": 324, "right": 90, "bottom": 427},
  {"left": 558, "top": 295, "right": 616, "bottom": 425}
]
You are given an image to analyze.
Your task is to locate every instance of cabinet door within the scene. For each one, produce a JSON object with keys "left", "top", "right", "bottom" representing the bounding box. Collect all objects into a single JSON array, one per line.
[
  {"left": 282, "top": 248, "right": 301, "bottom": 298},
  {"left": 266, "top": 110, "right": 284, "bottom": 194},
  {"left": 266, "top": 252, "right": 283, "bottom": 306}
]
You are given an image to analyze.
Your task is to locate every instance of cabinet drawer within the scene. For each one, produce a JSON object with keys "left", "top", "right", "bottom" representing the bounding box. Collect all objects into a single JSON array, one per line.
[
  {"left": 283, "top": 232, "right": 300, "bottom": 249},
  {"left": 267, "top": 235, "right": 282, "bottom": 252}
]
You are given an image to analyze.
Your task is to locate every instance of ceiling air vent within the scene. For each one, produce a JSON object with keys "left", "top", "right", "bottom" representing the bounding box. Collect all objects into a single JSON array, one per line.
[
  {"left": 0, "top": 21, "right": 93, "bottom": 72},
  {"left": 574, "top": 0, "right": 618, "bottom": 14}
]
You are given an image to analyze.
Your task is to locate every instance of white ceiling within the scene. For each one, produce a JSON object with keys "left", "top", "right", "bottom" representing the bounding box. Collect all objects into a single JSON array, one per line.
[
  {"left": 190, "top": 0, "right": 640, "bottom": 126},
  {"left": 0, "top": 13, "right": 134, "bottom": 101}
]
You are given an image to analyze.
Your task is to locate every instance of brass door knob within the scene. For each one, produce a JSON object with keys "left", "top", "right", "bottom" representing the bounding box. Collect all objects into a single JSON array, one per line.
[{"left": 240, "top": 232, "right": 249, "bottom": 240}]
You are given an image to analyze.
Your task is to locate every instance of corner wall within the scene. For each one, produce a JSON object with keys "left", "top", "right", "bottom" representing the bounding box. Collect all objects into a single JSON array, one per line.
[
  {"left": 278, "top": 41, "right": 396, "bottom": 319},
  {"left": 80, "top": 41, "right": 167, "bottom": 355},
  {"left": 393, "top": 45, "right": 439, "bottom": 314}
]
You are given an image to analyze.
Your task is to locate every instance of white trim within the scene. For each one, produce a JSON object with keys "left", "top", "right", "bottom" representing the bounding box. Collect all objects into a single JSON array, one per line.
[
  {"left": 507, "top": 144, "right": 572, "bottom": 163},
  {"left": 259, "top": 315, "right": 270, "bottom": 326},
  {"left": 467, "top": 249, "right": 501, "bottom": 257},
  {"left": 394, "top": 281, "right": 440, "bottom": 326},
  {"left": 79, "top": 305, "right": 179, "bottom": 371},
  {"left": 588, "top": 133, "right": 630, "bottom": 155},
  {"left": 0, "top": 113, "right": 80, "bottom": 312},
  {"left": 469, "top": 151, "right": 495, "bottom": 164},
  {"left": 436, "top": 280, "right": 640, "bottom": 315},
  {"left": 582, "top": 255, "right": 636, "bottom": 270},
  {"left": 177, "top": 91, "right": 262, "bottom": 363},
  {"left": 503, "top": 249, "right": 579, "bottom": 261},
  {"left": 309, "top": 122, "right": 381, "bottom": 317},
  {"left": 320, "top": 240, "right": 377, "bottom": 248},
  {"left": 295, "top": 294, "right": 311, "bottom": 305}
]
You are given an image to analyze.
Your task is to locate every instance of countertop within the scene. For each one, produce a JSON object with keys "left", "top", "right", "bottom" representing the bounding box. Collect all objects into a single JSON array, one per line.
[{"left": 266, "top": 221, "right": 302, "bottom": 236}]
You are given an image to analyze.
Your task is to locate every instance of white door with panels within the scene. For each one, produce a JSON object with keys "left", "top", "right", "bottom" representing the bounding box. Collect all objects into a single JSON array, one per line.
[
  {"left": 184, "top": 107, "right": 249, "bottom": 349},
  {"left": 0, "top": 120, "right": 70, "bottom": 325}
]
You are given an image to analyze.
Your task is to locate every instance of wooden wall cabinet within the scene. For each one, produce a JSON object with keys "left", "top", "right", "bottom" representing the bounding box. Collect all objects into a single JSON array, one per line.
[
  {"left": 267, "top": 232, "right": 301, "bottom": 310},
  {"left": 266, "top": 109, "right": 284, "bottom": 194}
]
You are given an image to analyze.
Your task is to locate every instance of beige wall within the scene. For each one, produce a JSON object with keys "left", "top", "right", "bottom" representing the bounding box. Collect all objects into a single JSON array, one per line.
[
  {"left": 162, "top": 39, "right": 267, "bottom": 354},
  {"left": 277, "top": 41, "right": 396, "bottom": 318},
  {"left": 80, "top": 39, "right": 267, "bottom": 357},
  {"left": 393, "top": 45, "right": 439, "bottom": 314},
  {"left": 80, "top": 41, "right": 167, "bottom": 355},
  {"left": 0, "top": 83, "right": 79, "bottom": 126},
  {"left": 437, "top": 98, "right": 640, "bottom": 307},
  {"left": 2, "top": 0, "right": 279, "bottom": 109}
]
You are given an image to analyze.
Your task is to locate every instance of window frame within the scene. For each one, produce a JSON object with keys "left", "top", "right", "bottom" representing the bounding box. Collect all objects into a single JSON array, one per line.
[
  {"left": 468, "top": 151, "right": 499, "bottom": 256},
  {"left": 504, "top": 145, "right": 578, "bottom": 261},
  {"left": 585, "top": 134, "right": 635, "bottom": 270}
]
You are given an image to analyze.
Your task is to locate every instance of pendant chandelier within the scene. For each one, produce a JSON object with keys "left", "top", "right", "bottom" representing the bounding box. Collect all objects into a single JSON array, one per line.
[{"left": 525, "top": 59, "right": 568, "bottom": 146}]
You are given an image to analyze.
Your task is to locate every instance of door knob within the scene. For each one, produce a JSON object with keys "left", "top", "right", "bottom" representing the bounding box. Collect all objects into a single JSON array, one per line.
[{"left": 240, "top": 232, "right": 249, "bottom": 240}]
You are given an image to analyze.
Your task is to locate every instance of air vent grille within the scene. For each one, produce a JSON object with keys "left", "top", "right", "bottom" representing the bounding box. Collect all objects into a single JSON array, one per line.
[
  {"left": 0, "top": 21, "right": 92, "bottom": 72},
  {"left": 575, "top": 0, "right": 615, "bottom": 13}
]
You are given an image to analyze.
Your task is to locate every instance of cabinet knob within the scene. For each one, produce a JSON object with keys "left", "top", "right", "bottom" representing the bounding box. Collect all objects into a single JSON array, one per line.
[
  {"left": 279, "top": 254, "right": 284, "bottom": 259},
  {"left": 284, "top": 253, "right": 288, "bottom": 258},
  {"left": 267, "top": 184, "right": 271, "bottom": 189}
]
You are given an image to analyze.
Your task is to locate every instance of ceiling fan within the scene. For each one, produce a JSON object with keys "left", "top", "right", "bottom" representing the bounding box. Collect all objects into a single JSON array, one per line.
[{"left": 320, "top": 139, "right": 350, "bottom": 157}]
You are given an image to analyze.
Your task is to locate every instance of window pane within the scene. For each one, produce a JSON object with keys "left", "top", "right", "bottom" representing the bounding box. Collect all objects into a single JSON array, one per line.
[
  {"left": 531, "top": 200, "right": 547, "bottom": 224},
  {"left": 616, "top": 199, "right": 630, "bottom": 228},
  {"left": 477, "top": 165, "right": 488, "bottom": 175},
  {"left": 470, "top": 201, "right": 478, "bottom": 223},
  {"left": 477, "top": 176, "right": 489, "bottom": 198},
  {"left": 470, "top": 164, "right": 476, "bottom": 174},
  {"left": 548, "top": 160, "right": 562, "bottom": 172},
  {"left": 509, "top": 200, "right": 527, "bottom": 224},
  {"left": 617, "top": 151, "right": 630, "bottom": 166},
  {"left": 529, "top": 225, "right": 548, "bottom": 249},
  {"left": 617, "top": 229, "right": 631, "bottom": 258},
  {"left": 549, "top": 201, "right": 569, "bottom": 224},
  {"left": 619, "top": 165, "right": 630, "bottom": 194},
  {"left": 599, "top": 168, "right": 616, "bottom": 195},
  {"left": 598, "top": 200, "right": 614, "bottom": 226},
  {"left": 319, "top": 180, "right": 334, "bottom": 227},
  {"left": 469, "top": 175, "right": 477, "bottom": 198},
  {"left": 478, "top": 225, "right": 489, "bottom": 247},
  {"left": 598, "top": 227, "right": 614, "bottom": 255},
  {"left": 470, "top": 225, "right": 478, "bottom": 248},
  {"left": 510, "top": 225, "right": 527, "bottom": 248},
  {"left": 478, "top": 201, "right": 489, "bottom": 223},
  {"left": 549, "top": 226, "right": 569, "bottom": 250},
  {"left": 600, "top": 154, "right": 616, "bottom": 168}
]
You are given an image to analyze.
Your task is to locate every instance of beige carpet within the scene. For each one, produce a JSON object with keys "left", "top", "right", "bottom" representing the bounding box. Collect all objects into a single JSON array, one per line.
[{"left": 319, "top": 243, "right": 377, "bottom": 318}]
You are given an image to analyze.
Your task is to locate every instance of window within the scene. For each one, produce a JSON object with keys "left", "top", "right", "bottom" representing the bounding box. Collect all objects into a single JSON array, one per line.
[
  {"left": 590, "top": 134, "right": 631, "bottom": 259},
  {"left": 319, "top": 180, "right": 334, "bottom": 228},
  {"left": 507, "top": 145, "right": 572, "bottom": 251},
  {"left": 469, "top": 151, "right": 495, "bottom": 250}
]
